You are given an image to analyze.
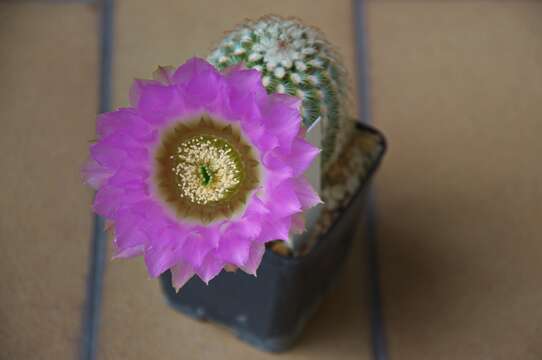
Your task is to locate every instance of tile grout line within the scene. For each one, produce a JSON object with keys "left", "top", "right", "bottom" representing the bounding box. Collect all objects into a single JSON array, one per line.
[
  {"left": 80, "top": 1, "right": 114, "bottom": 359},
  {"left": 353, "top": 1, "right": 389, "bottom": 359}
]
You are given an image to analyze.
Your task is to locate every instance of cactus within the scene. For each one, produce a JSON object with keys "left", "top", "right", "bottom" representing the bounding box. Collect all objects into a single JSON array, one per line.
[{"left": 208, "top": 16, "right": 353, "bottom": 169}]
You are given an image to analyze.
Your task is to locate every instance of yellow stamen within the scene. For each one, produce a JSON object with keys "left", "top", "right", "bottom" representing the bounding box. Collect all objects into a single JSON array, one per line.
[{"left": 173, "top": 136, "right": 242, "bottom": 205}]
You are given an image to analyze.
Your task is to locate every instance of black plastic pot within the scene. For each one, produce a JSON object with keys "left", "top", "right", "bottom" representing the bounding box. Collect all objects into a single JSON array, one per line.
[{"left": 160, "top": 122, "right": 386, "bottom": 352}]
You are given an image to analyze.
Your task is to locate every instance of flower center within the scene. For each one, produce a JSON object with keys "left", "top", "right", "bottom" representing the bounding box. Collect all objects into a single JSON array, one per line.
[
  {"left": 172, "top": 135, "right": 243, "bottom": 205},
  {"left": 154, "top": 116, "right": 260, "bottom": 223}
]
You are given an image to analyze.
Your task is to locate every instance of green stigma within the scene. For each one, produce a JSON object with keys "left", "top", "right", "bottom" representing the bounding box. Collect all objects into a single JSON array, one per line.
[{"left": 199, "top": 164, "right": 213, "bottom": 186}]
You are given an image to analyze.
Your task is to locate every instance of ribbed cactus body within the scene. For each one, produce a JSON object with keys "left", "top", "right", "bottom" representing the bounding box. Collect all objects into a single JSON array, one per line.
[{"left": 208, "top": 16, "right": 351, "bottom": 168}]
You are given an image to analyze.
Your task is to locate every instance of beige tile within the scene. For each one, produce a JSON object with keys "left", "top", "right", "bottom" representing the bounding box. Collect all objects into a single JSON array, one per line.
[
  {"left": 0, "top": 3, "right": 98, "bottom": 359},
  {"left": 99, "top": 0, "right": 371, "bottom": 358},
  {"left": 366, "top": 1, "right": 542, "bottom": 359}
]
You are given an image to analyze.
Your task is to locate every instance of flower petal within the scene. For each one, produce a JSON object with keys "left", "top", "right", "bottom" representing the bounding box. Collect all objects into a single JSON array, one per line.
[
  {"left": 244, "top": 196, "right": 269, "bottom": 217},
  {"left": 90, "top": 132, "right": 150, "bottom": 171},
  {"left": 171, "top": 261, "right": 195, "bottom": 291},
  {"left": 144, "top": 226, "right": 187, "bottom": 277},
  {"left": 225, "top": 68, "right": 266, "bottom": 120},
  {"left": 129, "top": 79, "right": 183, "bottom": 124},
  {"left": 258, "top": 217, "right": 291, "bottom": 243},
  {"left": 195, "top": 250, "right": 224, "bottom": 284},
  {"left": 262, "top": 150, "right": 293, "bottom": 187},
  {"left": 93, "top": 184, "right": 148, "bottom": 218},
  {"left": 113, "top": 225, "right": 148, "bottom": 259},
  {"left": 236, "top": 217, "right": 262, "bottom": 239},
  {"left": 81, "top": 158, "right": 112, "bottom": 189},
  {"left": 90, "top": 138, "right": 128, "bottom": 170},
  {"left": 240, "top": 242, "right": 265, "bottom": 276},
  {"left": 106, "top": 167, "right": 149, "bottom": 188},
  {"left": 113, "top": 240, "right": 145, "bottom": 259},
  {"left": 285, "top": 137, "right": 321, "bottom": 176},
  {"left": 292, "top": 177, "right": 322, "bottom": 209},
  {"left": 218, "top": 227, "right": 251, "bottom": 266},
  {"left": 172, "top": 57, "right": 220, "bottom": 85},
  {"left": 265, "top": 180, "right": 302, "bottom": 218},
  {"left": 173, "top": 58, "right": 227, "bottom": 113},
  {"left": 97, "top": 108, "right": 154, "bottom": 142},
  {"left": 179, "top": 230, "right": 215, "bottom": 268},
  {"left": 260, "top": 93, "right": 302, "bottom": 151}
]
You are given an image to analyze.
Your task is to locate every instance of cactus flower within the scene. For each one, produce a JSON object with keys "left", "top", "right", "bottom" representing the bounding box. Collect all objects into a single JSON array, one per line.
[{"left": 82, "top": 58, "right": 321, "bottom": 290}]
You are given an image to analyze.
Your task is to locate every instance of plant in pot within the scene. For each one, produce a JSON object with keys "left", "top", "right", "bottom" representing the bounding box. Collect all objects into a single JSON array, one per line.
[{"left": 82, "top": 16, "right": 385, "bottom": 352}]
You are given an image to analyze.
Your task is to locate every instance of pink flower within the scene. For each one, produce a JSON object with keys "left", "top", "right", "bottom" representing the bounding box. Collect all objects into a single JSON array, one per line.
[{"left": 83, "top": 58, "right": 320, "bottom": 290}]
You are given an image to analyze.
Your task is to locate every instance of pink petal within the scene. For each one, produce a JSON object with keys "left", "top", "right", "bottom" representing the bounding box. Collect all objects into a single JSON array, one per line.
[
  {"left": 218, "top": 228, "right": 251, "bottom": 266},
  {"left": 236, "top": 217, "right": 262, "bottom": 239},
  {"left": 257, "top": 217, "right": 291, "bottom": 243},
  {"left": 244, "top": 196, "right": 270, "bottom": 217},
  {"left": 81, "top": 158, "right": 112, "bottom": 189},
  {"left": 129, "top": 79, "right": 184, "bottom": 124},
  {"left": 193, "top": 225, "right": 221, "bottom": 248},
  {"left": 171, "top": 261, "right": 196, "bottom": 291},
  {"left": 90, "top": 132, "right": 149, "bottom": 171},
  {"left": 93, "top": 184, "right": 148, "bottom": 218},
  {"left": 143, "top": 226, "right": 187, "bottom": 277},
  {"left": 97, "top": 108, "right": 153, "bottom": 142},
  {"left": 180, "top": 230, "right": 214, "bottom": 268},
  {"left": 173, "top": 58, "right": 227, "bottom": 113},
  {"left": 265, "top": 180, "right": 302, "bottom": 218},
  {"left": 285, "top": 137, "right": 321, "bottom": 176},
  {"left": 93, "top": 186, "right": 123, "bottom": 218},
  {"left": 240, "top": 242, "right": 265, "bottom": 276},
  {"left": 172, "top": 57, "right": 220, "bottom": 85},
  {"left": 226, "top": 68, "right": 266, "bottom": 121},
  {"left": 90, "top": 139, "right": 127, "bottom": 170},
  {"left": 274, "top": 93, "right": 302, "bottom": 110},
  {"left": 96, "top": 110, "right": 131, "bottom": 137},
  {"left": 113, "top": 241, "right": 145, "bottom": 259},
  {"left": 292, "top": 177, "right": 322, "bottom": 209},
  {"left": 195, "top": 251, "right": 224, "bottom": 284},
  {"left": 253, "top": 132, "right": 279, "bottom": 153},
  {"left": 106, "top": 167, "right": 149, "bottom": 188},
  {"left": 130, "top": 200, "right": 171, "bottom": 230},
  {"left": 260, "top": 93, "right": 302, "bottom": 151},
  {"left": 113, "top": 226, "right": 148, "bottom": 259},
  {"left": 144, "top": 244, "right": 179, "bottom": 278},
  {"left": 262, "top": 150, "right": 293, "bottom": 187},
  {"left": 113, "top": 208, "right": 142, "bottom": 237},
  {"left": 239, "top": 118, "right": 265, "bottom": 146}
]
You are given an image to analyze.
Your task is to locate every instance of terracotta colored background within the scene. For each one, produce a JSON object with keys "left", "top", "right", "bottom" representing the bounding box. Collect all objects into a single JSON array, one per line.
[{"left": 1, "top": 1, "right": 541, "bottom": 359}]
